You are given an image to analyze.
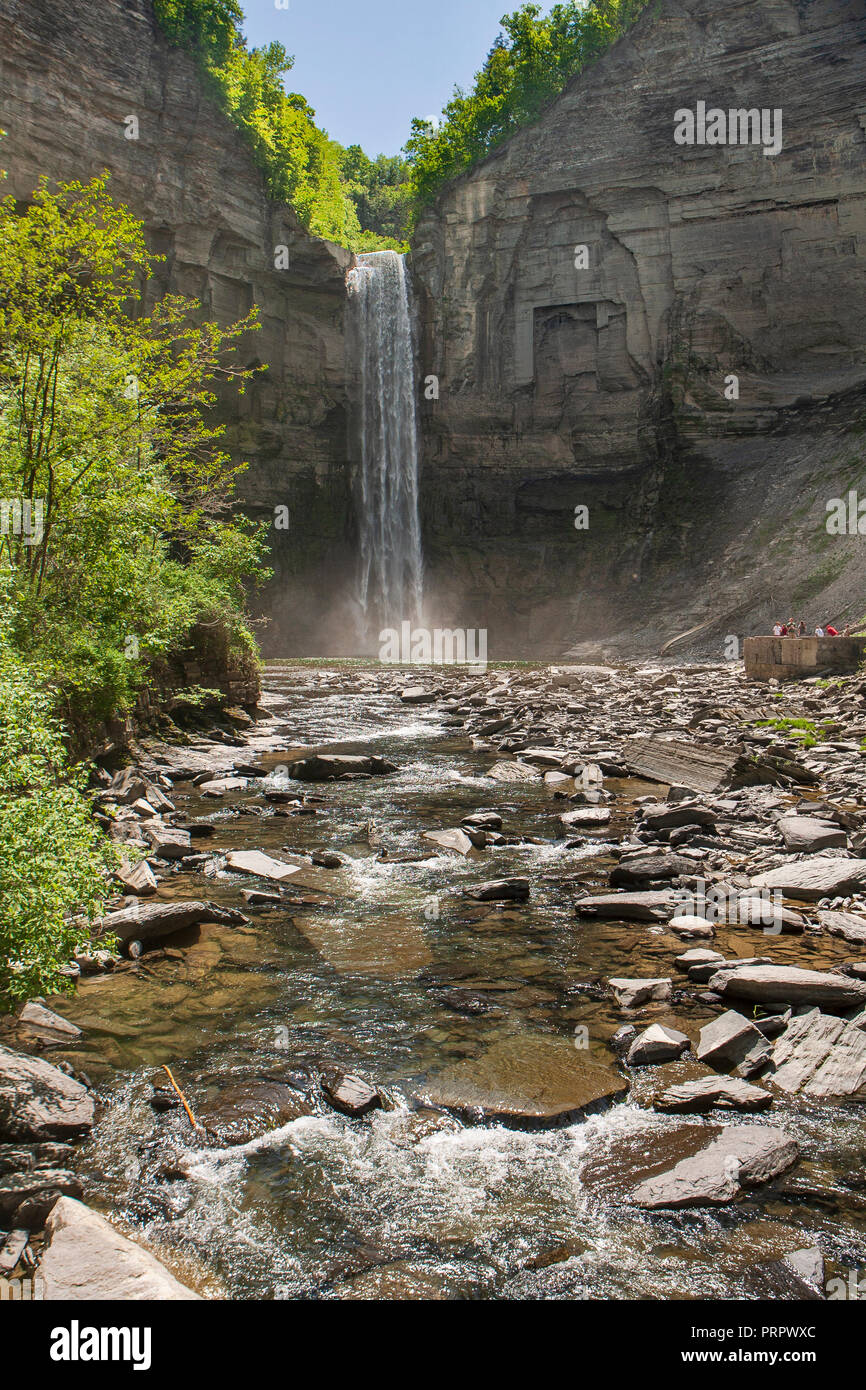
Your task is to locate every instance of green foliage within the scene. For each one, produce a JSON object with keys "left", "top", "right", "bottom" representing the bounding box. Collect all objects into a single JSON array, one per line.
[
  {"left": 0, "top": 638, "right": 118, "bottom": 1010},
  {"left": 405, "top": 0, "right": 648, "bottom": 212},
  {"left": 339, "top": 147, "right": 412, "bottom": 250},
  {"left": 153, "top": 0, "right": 405, "bottom": 249},
  {"left": 0, "top": 175, "right": 270, "bottom": 723}
]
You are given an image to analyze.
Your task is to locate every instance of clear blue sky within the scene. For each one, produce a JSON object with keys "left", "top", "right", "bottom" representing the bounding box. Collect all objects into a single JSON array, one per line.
[{"left": 241, "top": 0, "right": 514, "bottom": 156}]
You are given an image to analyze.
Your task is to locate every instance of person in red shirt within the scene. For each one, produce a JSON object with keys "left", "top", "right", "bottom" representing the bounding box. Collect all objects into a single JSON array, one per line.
[{"left": 825, "top": 622, "right": 839, "bottom": 636}]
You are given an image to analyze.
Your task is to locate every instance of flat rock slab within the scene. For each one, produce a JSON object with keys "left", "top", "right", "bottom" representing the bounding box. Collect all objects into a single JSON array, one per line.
[
  {"left": 608, "top": 977, "right": 672, "bottom": 1010},
  {"left": 16, "top": 1002, "right": 81, "bottom": 1044},
  {"left": 751, "top": 857, "right": 866, "bottom": 901},
  {"left": 463, "top": 878, "right": 530, "bottom": 902},
  {"left": 575, "top": 891, "right": 679, "bottom": 921},
  {"left": 653, "top": 1076, "right": 773, "bottom": 1114},
  {"left": 667, "top": 914, "right": 715, "bottom": 939},
  {"left": 40, "top": 1197, "right": 200, "bottom": 1300},
  {"left": 708, "top": 964, "right": 866, "bottom": 1009},
  {"left": 199, "top": 1082, "right": 312, "bottom": 1146},
  {"left": 624, "top": 738, "right": 739, "bottom": 794},
  {"left": 632, "top": 1125, "right": 799, "bottom": 1209},
  {"left": 142, "top": 824, "right": 191, "bottom": 860},
  {"left": 777, "top": 816, "right": 847, "bottom": 852},
  {"left": 289, "top": 754, "right": 397, "bottom": 780},
  {"left": 416, "top": 1035, "right": 627, "bottom": 1129},
  {"left": 225, "top": 850, "right": 303, "bottom": 882},
  {"left": 818, "top": 909, "right": 866, "bottom": 944},
  {"left": 560, "top": 807, "right": 611, "bottom": 828},
  {"left": 771, "top": 1008, "right": 866, "bottom": 1098},
  {"left": 400, "top": 688, "right": 437, "bottom": 704},
  {"left": 610, "top": 853, "right": 696, "bottom": 886},
  {"left": 697, "top": 1010, "right": 773, "bottom": 1076},
  {"left": 487, "top": 761, "right": 539, "bottom": 784},
  {"left": 0, "top": 1047, "right": 93, "bottom": 1143},
  {"left": 641, "top": 803, "right": 717, "bottom": 831},
  {"left": 423, "top": 828, "right": 475, "bottom": 856}
]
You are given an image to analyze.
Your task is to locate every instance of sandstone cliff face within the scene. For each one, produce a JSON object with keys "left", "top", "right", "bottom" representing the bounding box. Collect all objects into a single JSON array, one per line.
[
  {"left": 0, "top": 0, "right": 357, "bottom": 655},
  {"left": 411, "top": 0, "right": 866, "bottom": 657}
]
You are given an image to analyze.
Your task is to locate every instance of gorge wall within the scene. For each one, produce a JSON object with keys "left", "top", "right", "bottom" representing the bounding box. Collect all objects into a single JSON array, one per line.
[
  {"left": 3, "top": 0, "right": 866, "bottom": 660},
  {"left": 0, "top": 0, "right": 357, "bottom": 656},
  {"left": 411, "top": 0, "right": 866, "bottom": 657}
]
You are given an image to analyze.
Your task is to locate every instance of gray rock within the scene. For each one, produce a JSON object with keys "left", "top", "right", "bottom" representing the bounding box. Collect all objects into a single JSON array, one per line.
[
  {"left": 771, "top": 1007, "right": 866, "bottom": 1097},
  {"left": 667, "top": 914, "right": 715, "bottom": 939},
  {"left": 696, "top": 1010, "right": 773, "bottom": 1076},
  {"left": 0, "top": 1047, "right": 93, "bottom": 1143},
  {"left": 777, "top": 816, "right": 847, "bottom": 852},
  {"left": 40, "top": 1197, "right": 201, "bottom": 1299},
  {"left": 751, "top": 857, "right": 866, "bottom": 902},
  {"left": 16, "top": 1002, "right": 81, "bottom": 1044},
  {"left": 632, "top": 1125, "right": 799, "bottom": 1209},
  {"left": 463, "top": 877, "right": 530, "bottom": 902},
  {"left": 626, "top": 1024, "right": 690, "bottom": 1066},
  {"left": 97, "top": 899, "right": 248, "bottom": 947},
  {"left": 575, "top": 891, "right": 679, "bottom": 921},
  {"left": 416, "top": 1034, "right": 626, "bottom": 1129},
  {"left": 708, "top": 964, "right": 866, "bottom": 1009},
  {"left": 321, "top": 1071, "right": 382, "bottom": 1118},
  {"left": 142, "top": 823, "right": 191, "bottom": 860},
  {"left": 611, "top": 853, "right": 696, "bottom": 886},
  {"left": 225, "top": 850, "right": 302, "bottom": 882},
  {"left": 641, "top": 803, "right": 717, "bottom": 832},
  {"left": 608, "top": 977, "right": 672, "bottom": 1010},
  {"left": 653, "top": 1075, "right": 773, "bottom": 1114},
  {"left": 818, "top": 909, "right": 866, "bottom": 945},
  {"left": 423, "top": 828, "right": 475, "bottom": 856}
]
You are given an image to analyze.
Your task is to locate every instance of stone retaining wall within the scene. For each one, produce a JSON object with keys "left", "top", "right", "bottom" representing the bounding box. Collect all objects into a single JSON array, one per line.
[{"left": 744, "top": 636, "right": 866, "bottom": 682}]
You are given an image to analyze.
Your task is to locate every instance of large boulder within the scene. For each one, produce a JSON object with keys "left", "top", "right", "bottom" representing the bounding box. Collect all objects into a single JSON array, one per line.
[
  {"left": 40, "top": 1197, "right": 201, "bottom": 1300},
  {"left": 750, "top": 857, "right": 866, "bottom": 901},
  {"left": 696, "top": 1010, "right": 773, "bottom": 1076},
  {"left": 0, "top": 1047, "right": 93, "bottom": 1142},
  {"left": 708, "top": 964, "right": 866, "bottom": 1009},
  {"left": 777, "top": 816, "right": 847, "bottom": 853},
  {"left": 97, "top": 900, "right": 248, "bottom": 948},
  {"left": 771, "top": 1008, "right": 866, "bottom": 1098},
  {"left": 632, "top": 1125, "right": 799, "bottom": 1209},
  {"left": 575, "top": 891, "right": 679, "bottom": 921},
  {"left": 653, "top": 1075, "right": 773, "bottom": 1114},
  {"left": 289, "top": 754, "right": 397, "bottom": 781},
  {"left": 415, "top": 1034, "right": 626, "bottom": 1129}
]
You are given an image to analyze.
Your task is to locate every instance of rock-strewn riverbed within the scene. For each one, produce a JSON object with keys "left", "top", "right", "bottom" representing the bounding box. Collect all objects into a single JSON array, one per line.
[{"left": 3, "top": 660, "right": 866, "bottom": 1299}]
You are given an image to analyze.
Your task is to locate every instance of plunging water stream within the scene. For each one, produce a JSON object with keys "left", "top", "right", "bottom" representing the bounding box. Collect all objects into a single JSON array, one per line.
[{"left": 347, "top": 252, "right": 423, "bottom": 633}]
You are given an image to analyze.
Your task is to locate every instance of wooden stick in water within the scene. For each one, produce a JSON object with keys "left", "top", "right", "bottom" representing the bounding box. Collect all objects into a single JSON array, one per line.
[{"left": 161, "top": 1064, "right": 198, "bottom": 1129}]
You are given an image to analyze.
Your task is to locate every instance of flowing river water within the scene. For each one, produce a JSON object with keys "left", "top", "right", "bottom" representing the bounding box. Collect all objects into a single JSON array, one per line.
[{"left": 50, "top": 666, "right": 866, "bottom": 1300}]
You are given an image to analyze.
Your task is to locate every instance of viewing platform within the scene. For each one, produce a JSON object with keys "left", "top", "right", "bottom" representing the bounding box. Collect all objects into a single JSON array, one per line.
[{"left": 744, "top": 635, "right": 866, "bottom": 682}]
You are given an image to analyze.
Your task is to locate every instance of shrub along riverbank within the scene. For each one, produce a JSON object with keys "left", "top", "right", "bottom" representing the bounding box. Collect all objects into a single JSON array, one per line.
[{"left": 0, "top": 171, "right": 269, "bottom": 1007}]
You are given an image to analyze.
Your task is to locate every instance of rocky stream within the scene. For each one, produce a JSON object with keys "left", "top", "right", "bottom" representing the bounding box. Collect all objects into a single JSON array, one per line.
[{"left": 3, "top": 659, "right": 866, "bottom": 1300}]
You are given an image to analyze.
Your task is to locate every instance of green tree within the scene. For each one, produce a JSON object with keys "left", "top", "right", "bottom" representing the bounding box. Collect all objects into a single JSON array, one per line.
[
  {"left": 0, "top": 175, "right": 269, "bottom": 721},
  {"left": 405, "top": 0, "right": 648, "bottom": 213}
]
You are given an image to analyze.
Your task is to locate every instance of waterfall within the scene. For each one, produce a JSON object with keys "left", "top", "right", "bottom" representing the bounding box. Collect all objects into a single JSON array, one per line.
[{"left": 347, "top": 250, "right": 423, "bottom": 633}]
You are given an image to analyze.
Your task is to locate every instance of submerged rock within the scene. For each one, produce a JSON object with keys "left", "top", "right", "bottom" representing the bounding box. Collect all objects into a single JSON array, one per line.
[
  {"left": 415, "top": 1034, "right": 627, "bottom": 1129},
  {"left": 199, "top": 1081, "right": 312, "bottom": 1146}
]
